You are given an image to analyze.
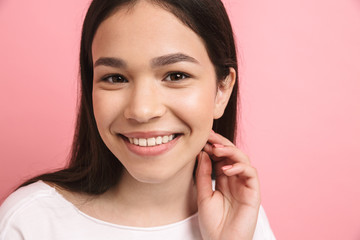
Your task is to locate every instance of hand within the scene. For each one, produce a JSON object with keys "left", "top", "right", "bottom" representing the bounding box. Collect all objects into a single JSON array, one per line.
[{"left": 196, "top": 130, "right": 261, "bottom": 240}]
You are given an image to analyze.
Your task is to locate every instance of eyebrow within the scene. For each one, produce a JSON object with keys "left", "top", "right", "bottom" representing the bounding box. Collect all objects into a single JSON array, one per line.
[
  {"left": 93, "top": 53, "right": 199, "bottom": 69},
  {"left": 94, "top": 57, "right": 127, "bottom": 68},
  {"left": 151, "top": 53, "right": 199, "bottom": 67}
]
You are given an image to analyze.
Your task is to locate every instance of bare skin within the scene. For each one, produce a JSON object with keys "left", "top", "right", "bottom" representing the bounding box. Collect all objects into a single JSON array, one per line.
[
  {"left": 52, "top": 130, "right": 261, "bottom": 239},
  {"left": 197, "top": 131, "right": 261, "bottom": 240},
  {"left": 49, "top": 1, "right": 261, "bottom": 239}
]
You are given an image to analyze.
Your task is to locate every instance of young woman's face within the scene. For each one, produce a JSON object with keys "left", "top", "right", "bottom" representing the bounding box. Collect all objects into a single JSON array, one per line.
[{"left": 92, "top": 1, "right": 230, "bottom": 183}]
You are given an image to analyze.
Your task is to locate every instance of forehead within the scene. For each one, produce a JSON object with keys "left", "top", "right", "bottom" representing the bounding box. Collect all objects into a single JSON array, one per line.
[{"left": 91, "top": 0, "right": 212, "bottom": 67}]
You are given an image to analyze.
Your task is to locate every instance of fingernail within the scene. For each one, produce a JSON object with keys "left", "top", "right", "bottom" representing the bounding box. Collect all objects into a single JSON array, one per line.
[
  {"left": 222, "top": 165, "right": 233, "bottom": 171},
  {"left": 213, "top": 143, "right": 224, "bottom": 148}
]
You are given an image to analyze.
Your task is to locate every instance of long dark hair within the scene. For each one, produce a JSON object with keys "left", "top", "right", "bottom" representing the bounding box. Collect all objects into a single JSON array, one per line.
[{"left": 19, "top": 0, "right": 239, "bottom": 194}]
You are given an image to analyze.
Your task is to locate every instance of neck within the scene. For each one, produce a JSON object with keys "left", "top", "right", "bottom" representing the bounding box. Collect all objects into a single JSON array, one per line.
[{"left": 100, "top": 163, "right": 198, "bottom": 227}]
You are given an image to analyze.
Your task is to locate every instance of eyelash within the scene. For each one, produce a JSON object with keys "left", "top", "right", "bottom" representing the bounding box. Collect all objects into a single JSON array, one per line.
[
  {"left": 101, "top": 74, "right": 128, "bottom": 84},
  {"left": 100, "top": 72, "right": 191, "bottom": 84},
  {"left": 164, "top": 72, "right": 190, "bottom": 82}
]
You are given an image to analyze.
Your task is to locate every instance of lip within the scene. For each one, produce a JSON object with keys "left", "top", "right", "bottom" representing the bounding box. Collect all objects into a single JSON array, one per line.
[
  {"left": 118, "top": 132, "right": 182, "bottom": 157},
  {"left": 121, "top": 131, "right": 177, "bottom": 139}
]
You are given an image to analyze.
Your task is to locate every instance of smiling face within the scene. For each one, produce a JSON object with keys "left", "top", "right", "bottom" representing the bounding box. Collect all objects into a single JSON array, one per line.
[{"left": 92, "top": 0, "right": 233, "bottom": 183}]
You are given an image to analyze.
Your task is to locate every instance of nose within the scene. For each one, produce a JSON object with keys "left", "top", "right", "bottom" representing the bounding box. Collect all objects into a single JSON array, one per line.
[{"left": 124, "top": 80, "right": 166, "bottom": 123}]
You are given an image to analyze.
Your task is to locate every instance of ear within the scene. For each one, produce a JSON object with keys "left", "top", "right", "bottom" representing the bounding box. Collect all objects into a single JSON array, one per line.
[{"left": 213, "top": 67, "right": 236, "bottom": 119}]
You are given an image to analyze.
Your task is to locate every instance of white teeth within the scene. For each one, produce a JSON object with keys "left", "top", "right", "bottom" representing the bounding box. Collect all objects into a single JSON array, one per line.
[
  {"left": 139, "top": 138, "right": 147, "bottom": 147},
  {"left": 147, "top": 137, "right": 156, "bottom": 146},
  {"left": 128, "top": 134, "right": 176, "bottom": 147}
]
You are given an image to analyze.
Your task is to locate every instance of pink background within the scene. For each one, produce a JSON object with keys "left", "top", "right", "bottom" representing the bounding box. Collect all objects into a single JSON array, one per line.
[{"left": 1, "top": 0, "right": 359, "bottom": 239}]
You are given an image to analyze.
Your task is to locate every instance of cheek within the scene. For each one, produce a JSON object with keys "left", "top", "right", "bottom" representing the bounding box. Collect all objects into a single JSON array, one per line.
[
  {"left": 167, "top": 84, "right": 216, "bottom": 132},
  {"left": 92, "top": 90, "right": 123, "bottom": 135},
  {"left": 185, "top": 91, "right": 214, "bottom": 120}
]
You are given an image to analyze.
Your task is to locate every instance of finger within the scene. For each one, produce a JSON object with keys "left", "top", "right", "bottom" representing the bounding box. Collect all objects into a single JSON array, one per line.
[
  {"left": 221, "top": 163, "right": 259, "bottom": 189},
  {"left": 213, "top": 160, "right": 231, "bottom": 176},
  {"left": 196, "top": 151, "right": 214, "bottom": 205},
  {"left": 202, "top": 143, "right": 223, "bottom": 163},
  {"left": 202, "top": 143, "right": 213, "bottom": 155},
  {"left": 207, "top": 130, "right": 234, "bottom": 147},
  {"left": 205, "top": 144, "right": 251, "bottom": 164}
]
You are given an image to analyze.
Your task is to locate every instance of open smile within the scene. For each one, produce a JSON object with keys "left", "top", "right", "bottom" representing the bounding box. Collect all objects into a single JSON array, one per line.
[
  {"left": 128, "top": 134, "right": 176, "bottom": 147},
  {"left": 118, "top": 133, "right": 182, "bottom": 156}
]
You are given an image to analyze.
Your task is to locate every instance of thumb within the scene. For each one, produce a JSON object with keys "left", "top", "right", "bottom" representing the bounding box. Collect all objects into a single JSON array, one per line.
[{"left": 196, "top": 151, "right": 213, "bottom": 205}]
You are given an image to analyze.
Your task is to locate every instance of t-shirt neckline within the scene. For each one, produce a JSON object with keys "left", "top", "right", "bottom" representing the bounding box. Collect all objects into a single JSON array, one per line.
[{"left": 39, "top": 180, "right": 199, "bottom": 231}]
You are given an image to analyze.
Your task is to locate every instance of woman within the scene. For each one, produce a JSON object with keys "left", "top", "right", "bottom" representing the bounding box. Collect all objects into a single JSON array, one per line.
[{"left": 0, "top": 0, "right": 275, "bottom": 239}]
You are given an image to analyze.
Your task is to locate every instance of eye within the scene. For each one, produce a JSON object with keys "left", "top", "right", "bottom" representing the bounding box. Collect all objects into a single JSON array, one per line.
[
  {"left": 101, "top": 74, "right": 128, "bottom": 84},
  {"left": 164, "top": 72, "right": 190, "bottom": 82}
]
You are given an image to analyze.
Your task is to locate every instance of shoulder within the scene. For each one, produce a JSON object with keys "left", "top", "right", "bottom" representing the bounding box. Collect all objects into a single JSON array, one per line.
[
  {"left": 0, "top": 181, "right": 55, "bottom": 220},
  {"left": 0, "top": 181, "right": 63, "bottom": 238},
  {"left": 253, "top": 205, "right": 276, "bottom": 240}
]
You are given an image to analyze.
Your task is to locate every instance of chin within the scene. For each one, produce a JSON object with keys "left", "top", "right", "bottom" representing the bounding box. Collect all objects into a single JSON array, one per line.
[
  {"left": 126, "top": 162, "right": 195, "bottom": 185},
  {"left": 130, "top": 171, "right": 175, "bottom": 184}
]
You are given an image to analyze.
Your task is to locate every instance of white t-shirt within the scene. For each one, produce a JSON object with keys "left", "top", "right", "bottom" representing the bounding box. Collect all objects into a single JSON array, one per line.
[{"left": 0, "top": 181, "right": 276, "bottom": 240}]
